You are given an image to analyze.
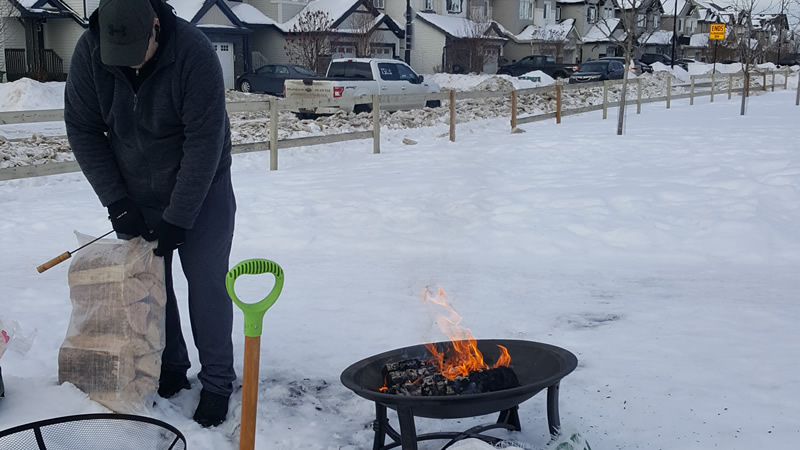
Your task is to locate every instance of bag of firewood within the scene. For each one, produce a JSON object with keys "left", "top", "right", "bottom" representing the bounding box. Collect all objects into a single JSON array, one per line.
[{"left": 58, "top": 232, "right": 167, "bottom": 413}]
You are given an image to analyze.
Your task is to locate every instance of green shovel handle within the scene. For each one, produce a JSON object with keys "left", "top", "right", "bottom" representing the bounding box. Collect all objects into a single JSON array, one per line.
[{"left": 226, "top": 258, "right": 284, "bottom": 338}]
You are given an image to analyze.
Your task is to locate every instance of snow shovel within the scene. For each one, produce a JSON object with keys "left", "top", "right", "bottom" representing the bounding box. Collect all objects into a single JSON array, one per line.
[{"left": 226, "top": 259, "right": 284, "bottom": 450}]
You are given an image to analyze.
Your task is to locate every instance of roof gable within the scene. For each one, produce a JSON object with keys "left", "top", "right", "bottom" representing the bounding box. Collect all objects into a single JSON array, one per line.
[{"left": 415, "top": 11, "right": 506, "bottom": 41}]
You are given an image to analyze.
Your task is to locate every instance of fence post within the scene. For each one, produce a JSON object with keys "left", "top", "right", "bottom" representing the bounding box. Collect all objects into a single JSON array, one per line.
[
  {"left": 372, "top": 94, "right": 380, "bottom": 154},
  {"left": 602, "top": 80, "right": 609, "bottom": 119},
  {"left": 728, "top": 73, "right": 733, "bottom": 100},
  {"left": 762, "top": 72, "right": 767, "bottom": 91},
  {"left": 746, "top": 72, "right": 751, "bottom": 98},
  {"left": 690, "top": 75, "right": 695, "bottom": 105},
  {"left": 710, "top": 72, "right": 715, "bottom": 103},
  {"left": 269, "top": 98, "right": 278, "bottom": 171},
  {"left": 771, "top": 71, "right": 775, "bottom": 92},
  {"left": 449, "top": 89, "right": 456, "bottom": 142},
  {"left": 636, "top": 77, "right": 642, "bottom": 114},
  {"left": 796, "top": 69, "right": 799, "bottom": 105},
  {"left": 556, "top": 83, "right": 562, "bottom": 124},
  {"left": 784, "top": 69, "right": 789, "bottom": 90},
  {"left": 511, "top": 90, "right": 517, "bottom": 130},
  {"left": 666, "top": 77, "right": 671, "bottom": 109}
]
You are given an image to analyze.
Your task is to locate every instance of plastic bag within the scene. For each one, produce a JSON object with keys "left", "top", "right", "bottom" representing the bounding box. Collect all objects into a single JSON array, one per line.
[
  {"left": 58, "top": 232, "right": 166, "bottom": 413},
  {"left": 0, "top": 318, "right": 36, "bottom": 360}
]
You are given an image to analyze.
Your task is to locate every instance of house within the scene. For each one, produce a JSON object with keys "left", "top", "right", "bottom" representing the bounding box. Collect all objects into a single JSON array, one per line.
[
  {"left": 557, "top": 0, "right": 617, "bottom": 62},
  {"left": 612, "top": 0, "right": 663, "bottom": 55},
  {"left": 494, "top": 0, "right": 580, "bottom": 64},
  {"left": 1, "top": 0, "right": 88, "bottom": 82},
  {"left": 384, "top": 0, "right": 506, "bottom": 74}
]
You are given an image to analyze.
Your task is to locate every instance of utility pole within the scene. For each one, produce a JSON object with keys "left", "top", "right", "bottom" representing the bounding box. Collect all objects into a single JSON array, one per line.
[
  {"left": 670, "top": 0, "right": 678, "bottom": 68},
  {"left": 405, "top": 0, "right": 412, "bottom": 64}
]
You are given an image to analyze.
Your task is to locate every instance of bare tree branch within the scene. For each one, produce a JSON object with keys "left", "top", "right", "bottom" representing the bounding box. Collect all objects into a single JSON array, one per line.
[{"left": 284, "top": 10, "right": 340, "bottom": 75}]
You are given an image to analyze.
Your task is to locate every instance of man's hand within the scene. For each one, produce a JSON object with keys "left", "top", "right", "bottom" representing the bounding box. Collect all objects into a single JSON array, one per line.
[
  {"left": 107, "top": 198, "right": 155, "bottom": 240},
  {"left": 153, "top": 220, "right": 187, "bottom": 257}
]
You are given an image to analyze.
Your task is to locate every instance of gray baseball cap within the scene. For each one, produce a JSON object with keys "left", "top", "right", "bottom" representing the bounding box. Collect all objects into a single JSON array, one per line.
[{"left": 98, "top": 0, "right": 156, "bottom": 67}]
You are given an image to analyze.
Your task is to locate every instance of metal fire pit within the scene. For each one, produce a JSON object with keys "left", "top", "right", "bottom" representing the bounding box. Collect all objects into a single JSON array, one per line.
[{"left": 341, "top": 339, "right": 578, "bottom": 450}]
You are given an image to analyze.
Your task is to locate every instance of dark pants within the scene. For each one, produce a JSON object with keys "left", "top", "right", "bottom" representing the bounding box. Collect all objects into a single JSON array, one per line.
[{"left": 139, "top": 171, "right": 237, "bottom": 397}]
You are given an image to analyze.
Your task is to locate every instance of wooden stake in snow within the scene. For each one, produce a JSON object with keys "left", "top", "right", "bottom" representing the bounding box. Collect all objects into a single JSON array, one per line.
[
  {"left": 449, "top": 90, "right": 456, "bottom": 142},
  {"left": 372, "top": 95, "right": 380, "bottom": 154}
]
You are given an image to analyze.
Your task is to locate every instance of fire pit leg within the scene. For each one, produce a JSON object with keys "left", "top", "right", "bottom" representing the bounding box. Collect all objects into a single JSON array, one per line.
[
  {"left": 496, "top": 406, "right": 521, "bottom": 431},
  {"left": 396, "top": 406, "right": 419, "bottom": 450},
  {"left": 547, "top": 382, "right": 561, "bottom": 436},
  {"left": 373, "top": 403, "right": 388, "bottom": 450}
]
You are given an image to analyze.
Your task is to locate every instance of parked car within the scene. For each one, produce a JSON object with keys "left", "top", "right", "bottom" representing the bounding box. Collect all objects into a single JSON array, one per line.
[
  {"left": 569, "top": 60, "right": 626, "bottom": 84},
  {"left": 496, "top": 55, "right": 579, "bottom": 79},
  {"left": 283, "top": 58, "right": 441, "bottom": 118},
  {"left": 236, "top": 64, "right": 318, "bottom": 95},
  {"left": 599, "top": 57, "right": 653, "bottom": 74},
  {"left": 777, "top": 57, "right": 800, "bottom": 67},
  {"left": 677, "top": 58, "right": 698, "bottom": 65},
  {"left": 639, "top": 53, "right": 688, "bottom": 71}
]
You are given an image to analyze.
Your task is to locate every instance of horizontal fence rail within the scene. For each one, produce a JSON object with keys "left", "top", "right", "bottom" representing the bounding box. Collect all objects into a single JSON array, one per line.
[{"left": 0, "top": 69, "right": 793, "bottom": 181}]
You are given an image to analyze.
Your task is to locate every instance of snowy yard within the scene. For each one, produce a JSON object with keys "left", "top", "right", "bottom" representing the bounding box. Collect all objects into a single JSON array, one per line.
[{"left": 0, "top": 69, "right": 799, "bottom": 450}]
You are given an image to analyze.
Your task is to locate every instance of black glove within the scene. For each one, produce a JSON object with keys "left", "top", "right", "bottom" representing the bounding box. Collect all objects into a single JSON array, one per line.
[
  {"left": 153, "top": 220, "right": 187, "bottom": 257},
  {"left": 107, "top": 198, "right": 155, "bottom": 241}
]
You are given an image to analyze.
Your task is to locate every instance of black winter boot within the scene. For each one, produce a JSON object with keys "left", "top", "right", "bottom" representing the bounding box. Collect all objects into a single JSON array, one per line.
[
  {"left": 193, "top": 389, "right": 229, "bottom": 428},
  {"left": 157, "top": 370, "right": 191, "bottom": 398}
]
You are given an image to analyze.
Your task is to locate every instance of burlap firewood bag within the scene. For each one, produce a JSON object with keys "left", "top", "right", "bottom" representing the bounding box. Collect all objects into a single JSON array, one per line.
[{"left": 58, "top": 232, "right": 166, "bottom": 413}]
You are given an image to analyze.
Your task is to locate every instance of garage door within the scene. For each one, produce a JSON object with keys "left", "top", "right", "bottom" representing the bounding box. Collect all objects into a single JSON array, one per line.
[{"left": 212, "top": 42, "right": 234, "bottom": 90}]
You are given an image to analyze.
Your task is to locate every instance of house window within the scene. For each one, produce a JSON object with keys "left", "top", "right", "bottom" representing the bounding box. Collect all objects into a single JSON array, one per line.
[
  {"left": 446, "top": 0, "right": 462, "bottom": 13},
  {"left": 637, "top": 14, "right": 645, "bottom": 27},
  {"left": 556, "top": 6, "right": 561, "bottom": 21},
  {"left": 587, "top": 7, "right": 597, "bottom": 24},
  {"left": 424, "top": 0, "right": 433, "bottom": 10},
  {"left": 678, "top": 18, "right": 683, "bottom": 32},
  {"left": 373, "top": 0, "right": 384, "bottom": 9},
  {"left": 603, "top": 7, "right": 614, "bottom": 19},
  {"left": 652, "top": 14, "right": 660, "bottom": 28},
  {"left": 520, "top": 0, "right": 533, "bottom": 20},
  {"left": 543, "top": 3, "right": 549, "bottom": 20}
]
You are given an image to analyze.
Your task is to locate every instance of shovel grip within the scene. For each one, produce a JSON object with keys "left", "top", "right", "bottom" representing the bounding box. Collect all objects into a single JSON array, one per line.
[
  {"left": 37, "top": 251, "right": 71, "bottom": 273},
  {"left": 227, "top": 259, "right": 284, "bottom": 338}
]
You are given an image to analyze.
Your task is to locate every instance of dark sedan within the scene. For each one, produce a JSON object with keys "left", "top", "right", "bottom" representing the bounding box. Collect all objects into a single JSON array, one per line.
[
  {"left": 236, "top": 64, "right": 318, "bottom": 95},
  {"left": 599, "top": 57, "right": 653, "bottom": 75},
  {"left": 568, "top": 60, "right": 626, "bottom": 84}
]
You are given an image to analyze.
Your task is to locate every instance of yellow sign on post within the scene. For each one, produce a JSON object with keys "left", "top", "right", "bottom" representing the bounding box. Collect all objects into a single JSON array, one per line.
[{"left": 710, "top": 24, "right": 726, "bottom": 40}]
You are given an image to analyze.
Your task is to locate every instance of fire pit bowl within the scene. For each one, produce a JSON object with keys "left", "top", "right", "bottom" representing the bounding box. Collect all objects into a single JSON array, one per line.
[{"left": 341, "top": 339, "right": 578, "bottom": 450}]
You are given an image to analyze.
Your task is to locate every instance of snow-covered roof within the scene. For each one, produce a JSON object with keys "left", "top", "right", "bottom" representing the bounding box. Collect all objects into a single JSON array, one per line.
[
  {"left": 230, "top": 3, "right": 279, "bottom": 26},
  {"left": 416, "top": 11, "right": 506, "bottom": 40},
  {"left": 12, "top": 0, "right": 82, "bottom": 21},
  {"left": 281, "top": 0, "right": 360, "bottom": 31},
  {"left": 511, "top": 19, "right": 576, "bottom": 43},
  {"left": 583, "top": 18, "right": 621, "bottom": 43},
  {"left": 661, "top": 0, "right": 687, "bottom": 16},
  {"left": 167, "top": 0, "right": 205, "bottom": 22},
  {"left": 641, "top": 30, "right": 674, "bottom": 45}
]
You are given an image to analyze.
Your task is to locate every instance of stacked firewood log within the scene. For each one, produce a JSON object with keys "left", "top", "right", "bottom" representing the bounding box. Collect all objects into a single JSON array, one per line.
[{"left": 58, "top": 236, "right": 166, "bottom": 413}]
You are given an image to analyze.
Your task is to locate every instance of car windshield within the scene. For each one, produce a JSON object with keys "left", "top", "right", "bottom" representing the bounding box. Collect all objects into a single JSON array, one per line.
[
  {"left": 578, "top": 62, "right": 608, "bottom": 72},
  {"left": 293, "top": 66, "right": 317, "bottom": 76}
]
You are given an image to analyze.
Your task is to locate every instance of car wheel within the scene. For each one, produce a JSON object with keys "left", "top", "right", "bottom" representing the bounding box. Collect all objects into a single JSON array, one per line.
[
  {"left": 239, "top": 80, "right": 252, "bottom": 93},
  {"left": 295, "top": 112, "right": 317, "bottom": 120},
  {"left": 553, "top": 71, "right": 568, "bottom": 79},
  {"left": 353, "top": 104, "right": 373, "bottom": 114},
  {"left": 497, "top": 70, "right": 511, "bottom": 76},
  {"left": 425, "top": 100, "right": 441, "bottom": 108}
]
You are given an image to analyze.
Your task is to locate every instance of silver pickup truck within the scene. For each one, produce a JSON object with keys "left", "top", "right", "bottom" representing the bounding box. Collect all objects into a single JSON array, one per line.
[{"left": 284, "top": 58, "right": 441, "bottom": 118}]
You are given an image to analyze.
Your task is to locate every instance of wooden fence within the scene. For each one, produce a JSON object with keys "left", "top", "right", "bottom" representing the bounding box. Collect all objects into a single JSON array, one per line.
[{"left": 0, "top": 69, "right": 793, "bottom": 182}]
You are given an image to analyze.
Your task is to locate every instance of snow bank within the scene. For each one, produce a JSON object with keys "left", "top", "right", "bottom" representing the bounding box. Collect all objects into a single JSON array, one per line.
[
  {"left": 0, "top": 79, "right": 65, "bottom": 112},
  {"left": 650, "top": 62, "right": 691, "bottom": 83}
]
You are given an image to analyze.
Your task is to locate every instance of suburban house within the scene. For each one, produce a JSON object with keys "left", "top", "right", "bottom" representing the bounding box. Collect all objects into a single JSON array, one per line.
[
  {"left": 1, "top": 0, "right": 88, "bottom": 82},
  {"left": 612, "top": 0, "right": 663, "bottom": 52},
  {"left": 557, "top": 0, "right": 617, "bottom": 62},
  {"left": 493, "top": 0, "right": 580, "bottom": 64},
  {"left": 383, "top": 0, "right": 506, "bottom": 74}
]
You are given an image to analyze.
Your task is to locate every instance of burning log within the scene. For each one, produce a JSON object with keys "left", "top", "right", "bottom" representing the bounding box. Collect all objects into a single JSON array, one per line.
[{"left": 382, "top": 358, "right": 520, "bottom": 396}]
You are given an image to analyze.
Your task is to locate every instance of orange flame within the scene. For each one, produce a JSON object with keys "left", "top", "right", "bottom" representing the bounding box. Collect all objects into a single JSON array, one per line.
[{"left": 422, "top": 286, "right": 511, "bottom": 380}]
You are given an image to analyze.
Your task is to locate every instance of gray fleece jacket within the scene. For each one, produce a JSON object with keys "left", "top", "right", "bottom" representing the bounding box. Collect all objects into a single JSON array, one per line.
[{"left": 64, "top": 3, "right": 232, "bottom": 230}]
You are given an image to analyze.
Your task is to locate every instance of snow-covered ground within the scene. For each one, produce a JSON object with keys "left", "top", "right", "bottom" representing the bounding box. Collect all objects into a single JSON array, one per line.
[
  {"left": 0, "top": 73, "right": 798, "bottom": 450},
  {"left": 2, "top": 63, "right": 796, "bottom": 170}
]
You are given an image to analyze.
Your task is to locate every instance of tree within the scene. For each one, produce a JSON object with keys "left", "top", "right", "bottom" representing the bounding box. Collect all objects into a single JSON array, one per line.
[
  {"left": 453, "top": 10, "right": 495, "bottom": 73},
  {"left": 349, "top": 9, "right": 383, "bottom": 58},
  {"left": 284, "top": 10, "right": 339, "bottom": 75},
  {"left": 529, "top": 28, "right": 571, "bottom": 63},
  {"left": 728, "top": 0, "right": 772, "bottom": 115}
]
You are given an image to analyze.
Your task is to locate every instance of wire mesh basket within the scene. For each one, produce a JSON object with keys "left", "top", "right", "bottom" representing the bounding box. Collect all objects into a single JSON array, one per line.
[{"left": 0, "top": 413, "right": 186, "bottom": 450}]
